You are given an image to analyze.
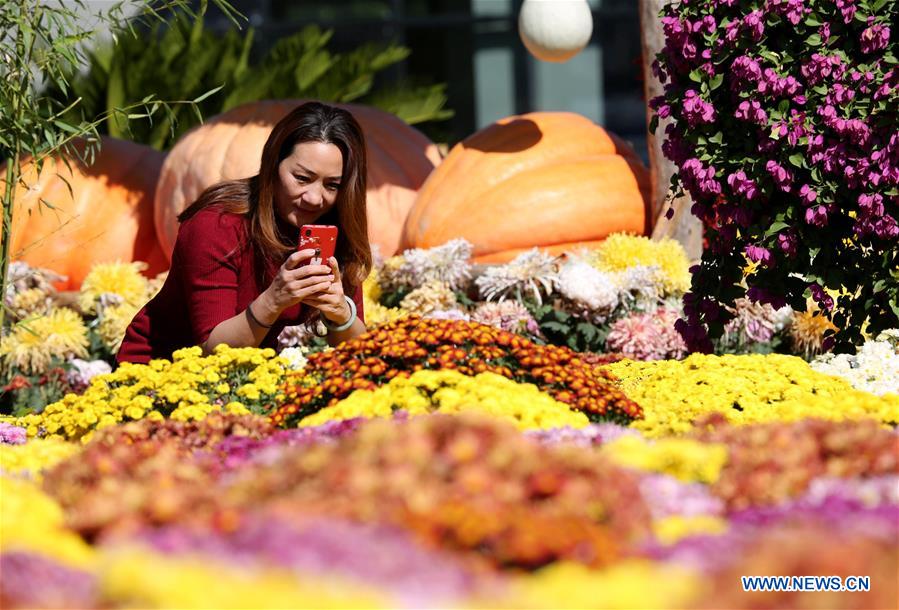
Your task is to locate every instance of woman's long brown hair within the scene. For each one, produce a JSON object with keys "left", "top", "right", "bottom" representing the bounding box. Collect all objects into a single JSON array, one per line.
[{"left": 178, "top": 101, "right": 372, "bottom": 305}]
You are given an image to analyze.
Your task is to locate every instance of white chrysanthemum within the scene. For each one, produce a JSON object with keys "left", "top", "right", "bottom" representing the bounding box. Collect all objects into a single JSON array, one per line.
[
  {"left": 399, "top": 280, "right": 458, "bottom": 315},
  {"left": 424, "top": 309, "right": 471, "bottom": 322},
  {"left": 278, "top": 347, "right": 310, "bottom": 371},
  {"left": 612, "top": 265, "right": 666, "bottom": 311},
  {"left": 876, "top": 329, "right": 899, "bottom": 348},
  {"left": 811, "top": 332, "right": 899, "bottom": 396},
  {"left": 378, "top": 255, "right": 414, "bottom": 293},
  {"left": 5, "top": 261, "right": 65, "bottom": 302},
  {"left": 67, "top": 358, "right": 113, "bottom": 388},
  {"left": 277, "top": 322, "right": 326, "bottom": 348},
  {"left": 382, "top": 239, "right": 473, "bottom": 293},
  {"left": 475, "top": 249, "right": 560, "bottom": 305},
  {"left": 557, "top": 260, "right": 619, "bottom": 311}
]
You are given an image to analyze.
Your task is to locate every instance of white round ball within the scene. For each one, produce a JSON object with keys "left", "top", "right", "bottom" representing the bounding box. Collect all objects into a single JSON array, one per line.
[{"left": 518, "top": 0, "right": 594, "bottom": 63}]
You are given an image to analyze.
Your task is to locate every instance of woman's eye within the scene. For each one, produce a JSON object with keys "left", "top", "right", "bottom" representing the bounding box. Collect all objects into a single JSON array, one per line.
[
  {"left": 326, "top": 183, "right": 340, "bottom": 191},
  {"left": 294, "top": 175, "right": 310, "bottom": 183}
]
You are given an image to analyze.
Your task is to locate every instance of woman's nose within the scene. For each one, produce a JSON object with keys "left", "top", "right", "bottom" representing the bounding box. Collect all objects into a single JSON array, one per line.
[{"left": 304, "top": 186, "right": 324, "bottom": 206}]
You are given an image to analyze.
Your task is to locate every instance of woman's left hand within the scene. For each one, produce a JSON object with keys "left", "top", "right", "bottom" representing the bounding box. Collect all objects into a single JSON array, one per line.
[{"left": 301, "top": 256, "right": 352, "bottom": 324}]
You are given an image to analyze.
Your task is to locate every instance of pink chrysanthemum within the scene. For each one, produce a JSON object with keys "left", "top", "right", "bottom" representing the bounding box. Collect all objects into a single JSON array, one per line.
[{"left": 607, "top": 308, "right": 687, "bottom": 361}]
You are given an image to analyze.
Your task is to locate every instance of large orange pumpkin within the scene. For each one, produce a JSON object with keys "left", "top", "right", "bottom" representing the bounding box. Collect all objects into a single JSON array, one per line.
[
  {"left": 4, "top": 137, "right": 169, "bottom": 291},
  {"left": 399, "top": 112, "right": 652, "bottom": 263},
  {"left": 154, "top": 100, "right": 442, "bottom": 259}
]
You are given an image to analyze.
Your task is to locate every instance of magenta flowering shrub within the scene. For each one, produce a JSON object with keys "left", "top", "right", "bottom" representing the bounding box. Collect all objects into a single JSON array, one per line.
[{"left": 651, "top": 0, "right": 898, "bottom": 353}]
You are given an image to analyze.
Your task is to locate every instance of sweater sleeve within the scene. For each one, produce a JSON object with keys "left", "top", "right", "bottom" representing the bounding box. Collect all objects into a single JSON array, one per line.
[
  {"left": 174, "top": 209, "right": 246, "bottom": 345},
  {"left": 351, "top": 283, "right": 365, "bottom": 325}
]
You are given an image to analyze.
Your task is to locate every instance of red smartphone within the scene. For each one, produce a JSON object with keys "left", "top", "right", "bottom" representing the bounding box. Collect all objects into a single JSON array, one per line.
[{"left": 299, "top": 224, "right": 338, "bottom": 266}]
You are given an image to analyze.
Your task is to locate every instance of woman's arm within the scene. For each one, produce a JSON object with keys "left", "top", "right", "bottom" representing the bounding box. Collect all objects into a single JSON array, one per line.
[
  {"left": 201, "top": 294, "right": 276, "bottom": 354},
  {"left": 202, "top": 248, "right": 334, "bottom": 354},
  {"left": 324, "top": 316, "right": 367, "bottom": 346}
]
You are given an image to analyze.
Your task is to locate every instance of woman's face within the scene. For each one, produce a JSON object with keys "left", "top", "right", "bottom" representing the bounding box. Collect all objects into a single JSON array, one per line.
[{"left": 274, "top": 141, "right": 344, "bottom": 228}]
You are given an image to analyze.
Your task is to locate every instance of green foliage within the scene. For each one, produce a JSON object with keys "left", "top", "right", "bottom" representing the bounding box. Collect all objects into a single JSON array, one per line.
[
  {"left": 1, "top": 360, "right": 73, "bottom": 417},
  {"left": 45, "top": 20, "right": 453, "bottom": 150},
  {"left": 379, "top": 286, "right": 412, "bottom": 309},
  {"left": 529, "top": 303, "right": 610, "bottom": 353}
]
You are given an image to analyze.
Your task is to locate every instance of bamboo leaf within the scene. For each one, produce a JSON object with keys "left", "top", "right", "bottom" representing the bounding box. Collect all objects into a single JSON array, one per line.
[{"left": 192, "top": 84, "right": 224, "bottom": 104}]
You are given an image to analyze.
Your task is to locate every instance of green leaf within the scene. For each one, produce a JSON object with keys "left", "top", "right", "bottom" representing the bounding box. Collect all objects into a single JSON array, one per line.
[
  {"left": 806, "top": 34, "right": 822, "bottom": 46},
  {"left": 764, "top": 221, "right": 791, "bottom": 237},
  {"left": 52, "top": 119, "right": 81, "bottom": 134},
  {"left": 788, "top": 153, "right": 805, "bottom": 168},
  {"left": 710, "top": 74, "right": 724, "bottom": 90},
  {"left": 192, "top": 84, "right": 223, "bottom": 104},
  {"left": 294, "top": 50, "right": 336, "bottom": 91}
]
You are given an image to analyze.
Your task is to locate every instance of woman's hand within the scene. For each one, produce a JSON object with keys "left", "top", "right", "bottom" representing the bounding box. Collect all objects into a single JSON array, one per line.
[
  {"left": 257, "top": 249, "right": 334, "bottom": 319},
  {"left": 301, "top": 256, "right": 352, "bottom": 325}
]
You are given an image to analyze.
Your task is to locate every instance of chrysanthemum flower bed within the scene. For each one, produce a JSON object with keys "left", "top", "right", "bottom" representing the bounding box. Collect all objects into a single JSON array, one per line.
[
  {"left": 2, "top": 410, "right": 896, "bottom": 609},
  {"left": 9, "top": 345, "right": 293, "bottom": 442},
  {"left": 3, "top": 244, "right": 898, "bottom": 607},
  {"left": 607, "top": 353, "right": 899, "bottom": 437},
  {"left": 274, "top": 316, "right": 642, "bottom": 427}
]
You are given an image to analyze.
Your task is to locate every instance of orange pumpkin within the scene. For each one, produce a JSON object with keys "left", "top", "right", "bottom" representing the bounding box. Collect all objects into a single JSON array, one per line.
[
  {"left": 399, "top": 112, "right": 652, "bottom": 263},
  {"left": 154, "top": 100, "right": 442, "bottom": 259},
  {"left": 4, "top": 137, "right": 169, "bottom": 291}
]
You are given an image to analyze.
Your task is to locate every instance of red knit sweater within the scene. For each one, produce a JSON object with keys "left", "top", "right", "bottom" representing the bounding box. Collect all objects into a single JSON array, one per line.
[{"left": 116, "top": 206, "right": 364, "bottom": 365}]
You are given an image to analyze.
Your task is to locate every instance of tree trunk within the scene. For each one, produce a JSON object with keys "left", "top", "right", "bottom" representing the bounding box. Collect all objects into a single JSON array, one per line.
[{"left": 639, "top": 0, "right": 703, "bottom": 261}]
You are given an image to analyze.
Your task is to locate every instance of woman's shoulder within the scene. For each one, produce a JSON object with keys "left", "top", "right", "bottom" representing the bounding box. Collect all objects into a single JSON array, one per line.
[
  {"left": 181, "top": 204, "right": 247, "bottom": 230},
  {"left": 173, "top": 205, "right": 252, "bottom": 264},
  {"left": 177, "top": 205, "right": 249, "bottom": 242}
]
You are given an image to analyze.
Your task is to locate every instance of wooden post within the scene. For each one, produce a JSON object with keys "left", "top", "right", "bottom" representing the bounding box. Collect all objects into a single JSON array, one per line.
[{"left": 639, "top": 0, "right": 703, "bottom": 261}]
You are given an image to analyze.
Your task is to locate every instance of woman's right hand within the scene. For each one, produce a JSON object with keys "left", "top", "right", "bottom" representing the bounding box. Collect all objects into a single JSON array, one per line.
[{"left": 259, "top": 248, "right": 334, "bottom": 316}]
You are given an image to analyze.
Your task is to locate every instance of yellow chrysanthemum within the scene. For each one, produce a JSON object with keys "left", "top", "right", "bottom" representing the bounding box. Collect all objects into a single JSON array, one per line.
[
  {"left": 789, "top": 309, "right": 837, "bottom": 359},
  {"left": 0, "top": 476, "right": 95, "bottom": 567},
  {"left": 363, "top": 267, "right": 382, "bottom": 303},
  {"left": 146, "top": 271, "right": 168, "bottom": 300},
  {"left": 589, "top": 233, "right": 692, "bottom": 295},
  {"left": 301, "top": 369, "right": 589, "bottom": 430},
  {"left": 99, "top": 548, "right": 386, "bottom": 609},
  {"left": 15, "top": 344, "right": 284, "bottom": 441},
  {"left": 77, "top": 261, "right": 150, "bottom": 314},
  {"left": 9, "top": 287, "right": 52, "bottom": 320},
  {"left": 0, "top": 308, "right": 89, "bottom": 374},
  {"left": 606, "top": 354, "right": 899, "bottom": 437},
  {"left": 0, "top": 438, "right": 81, "bottom": 481},
  {"left": 364, "top": 301, "right": 408, "bottom": 327},
  {"left": 98, "top": 302, "right": 141, "bottom": 352},
  {"left": 489, "top": 560, "right": 702, "bottom": 610},
  {"left": 601, "top": 435, "right": 728, "bottom": 484}
]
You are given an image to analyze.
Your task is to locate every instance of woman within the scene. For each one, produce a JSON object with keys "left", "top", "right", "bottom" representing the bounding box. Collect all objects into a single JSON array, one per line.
[{"left": 117, "top": 101, "right": 371, "bottom": 365}]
